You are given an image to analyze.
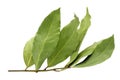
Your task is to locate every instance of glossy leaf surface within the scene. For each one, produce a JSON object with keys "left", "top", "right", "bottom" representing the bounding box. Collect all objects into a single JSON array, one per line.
[
  {"left": 32, "top": 8, "right": 60, "bottom": 70},
  {"left": 74, "top": 35, "right": 115, "bottom": 67},
  {"left": 48, "top": 16, "right": 80, "bottom": 67},
  {"left": 23, "top": 38, "right": 34, "bottom": 68}
]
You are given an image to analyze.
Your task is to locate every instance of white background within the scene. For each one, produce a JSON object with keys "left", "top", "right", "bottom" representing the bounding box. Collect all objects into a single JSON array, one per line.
[{"left": 0, "top": 0, "right": 120, "bottom": 80}]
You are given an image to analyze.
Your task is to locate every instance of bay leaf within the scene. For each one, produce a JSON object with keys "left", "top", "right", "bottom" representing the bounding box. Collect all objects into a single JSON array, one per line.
[
  {"left": 48, "top": 15, "right": 80, "bottom": 67},
  {"left": 23, "top": 37, "right": 34, "bottom": 69},
  {"left": 32, "top": 8, "right": 60, "bottom": 70},
  {"left": 69, "top": 42, "right": 99, "bottom": 67},
  {"left": 66, "top": 8, "right": 91, "bottom": 67},
  {"left": 74, "top": 35, "right": 115, "bottom": 67}
]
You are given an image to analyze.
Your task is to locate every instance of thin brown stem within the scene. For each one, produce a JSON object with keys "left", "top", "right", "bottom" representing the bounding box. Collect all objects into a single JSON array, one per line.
[
  {"left": 8, "top": 67, "right": 70, "bottom": 72},
  {"left": 44, "top": 66, "right": 48, "bottom": 70},
  {"left": 25, "top": 67, "right": 28, "bottom": 70}
]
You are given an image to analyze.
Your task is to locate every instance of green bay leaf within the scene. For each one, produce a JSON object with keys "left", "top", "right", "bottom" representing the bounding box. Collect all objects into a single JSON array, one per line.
[
  {"left": 66, "top": 8, "right": 91, "bottom": 67},
  {"left": 48, "top": 15, "right": 80, "bottom": 67},
  {"left": 23, "top": 37, "right": 34, "bottom": 69},
  {"left": 74, "top": 35, "right": 115, "bottom": 67},
  {"left": 32, "top": 8, "right": 60, "bottom": 70},
  {"left": 77, "top": 8, "right": 91, "bottom": 49},
  {"left": 68, "top": 42, "right": 99, "bottom": 67},
  {"left": 65, "top": 51, "right": 78, "bottom": 68}
]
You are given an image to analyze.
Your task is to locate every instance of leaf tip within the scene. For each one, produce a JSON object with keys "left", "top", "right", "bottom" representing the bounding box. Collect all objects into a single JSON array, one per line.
[
  {"left": 86, "top": 7, "right": 91, "bottom": 18},
  {"left": 108, "top": 34, "right": 114, "bottom": 41},
  {"left": 56, "top": 8, "right": 60, "bottom": 12},
  {"left": 112, "top": 34, "right": 114, "bottom": 38},
  {"left": 74, "top": 14, "right": 79, "bottom": 20}
]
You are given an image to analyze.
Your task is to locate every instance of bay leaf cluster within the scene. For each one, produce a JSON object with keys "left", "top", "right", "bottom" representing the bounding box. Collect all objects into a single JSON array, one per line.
[{"left": 23, "top": 8, "right": 115, "bottom": 71}]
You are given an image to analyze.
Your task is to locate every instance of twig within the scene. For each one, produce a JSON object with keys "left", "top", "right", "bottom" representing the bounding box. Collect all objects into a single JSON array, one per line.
[{"left": 8, "top": 67, "right": 69, "bottom": 72}]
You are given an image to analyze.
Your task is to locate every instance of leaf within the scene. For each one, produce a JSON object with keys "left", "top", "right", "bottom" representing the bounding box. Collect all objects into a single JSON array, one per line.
[
  {"left": 74, "top": 35, "right": 115, "bottom": 67},
  {"left": 68, "top": 42, "right": 99, "bottom": 67},
  {"left": 70, "top": 51, "right": 78, "bottom": 63},
  {"left": 32, "top": 8, "right": 60, "bottom": 70},
  {"left": 65, "top": 51, "right": 78, "bottom": 68},
  {"left": 48, "top": 15, "right": 80, "bottom": 67},
  {"left": 23, "top": 37, "right": 34, "bottom": 69},
  {"left": 77, "top": 8, "right": 91, "bottom": 49},
  {"left": 66, "top": 8, "right": 91, "bottom": 67}
]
